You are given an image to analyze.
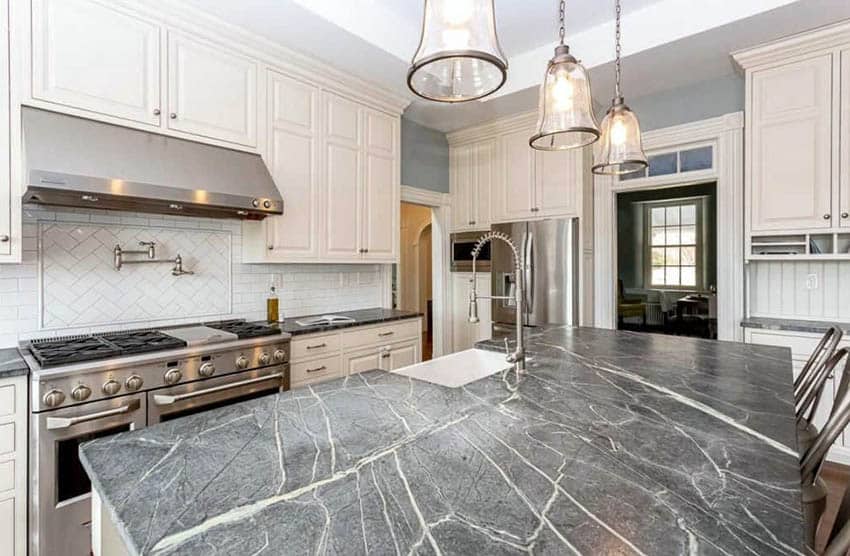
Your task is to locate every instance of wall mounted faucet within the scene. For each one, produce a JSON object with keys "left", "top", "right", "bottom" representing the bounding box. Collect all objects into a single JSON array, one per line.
[{"left": 113, "top": 242, "right": 194, "bottom": 276}]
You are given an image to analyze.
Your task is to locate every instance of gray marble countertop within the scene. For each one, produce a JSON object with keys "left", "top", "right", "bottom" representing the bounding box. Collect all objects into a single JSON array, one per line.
[
  {"left": 80, "top": 326, "right": 803, "bottom": 555},
  {"left": 741, "top": 316, "right": 850, "bottom": 335},
  {"left": 266, "top": 308, "right": 422, "bottom": 336},
  {"left": 0, "top": 347, "right": 28, "bottom": 378}
]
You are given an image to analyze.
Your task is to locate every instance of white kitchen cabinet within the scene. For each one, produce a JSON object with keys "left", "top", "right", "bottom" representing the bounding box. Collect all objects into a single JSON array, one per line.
[
  {"left": 384, "top": 340, "right": 420, "bottom": 370},
  {"left": 450, "top": 140, "right": 494, "bottom": 232},
  {"left": 167, "top": 32, "right": 257, "bottom": 147},
  {"left": 495, "top": 128, "right": 536, "bottom": 222},
  {"left": 748, "top": 54, "right": 833, "bottom": 232},
  {"left": 0, "top": 375, "right": 27, "bottom": 556},
  {"left": 323, "top": 93, "right": 362, "bottom": 260},
  {"left": 841, "top": 48, "right": 850, "bottom": 228},
  {"left": 451, "top": 272, "right": 492, "bottom": 352},
  {"left": 31, "top": 0, "right": 161, "bottom": 126},
  {"left": 361, "top": 110, "right": 399, "bottom": 261},
  {"left": 0, "top": 0, "right": 9, "bottom": 258},
  {"left": 344, "top": 348, "right": 384, "bottom": 375},
  {"left": 264, "top": 70, "right": 320, "bottom": 260},
  {"left": 536, "top": 149, "right": 579, "bottom": 217}
]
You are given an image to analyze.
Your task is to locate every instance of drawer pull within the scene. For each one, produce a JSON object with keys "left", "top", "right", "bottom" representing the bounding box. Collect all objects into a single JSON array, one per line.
[
  {"left": 306, "top": 343, "right": 327, "bottom": 350},
  {"left": 306, "top": 365, "right": 327, "bottom": 373},
  {"left": 381, "top": 352, "right": 390, "bottom": 359},
  {"left": 378, "top": 331, "right": 394, "bottom": 337}
]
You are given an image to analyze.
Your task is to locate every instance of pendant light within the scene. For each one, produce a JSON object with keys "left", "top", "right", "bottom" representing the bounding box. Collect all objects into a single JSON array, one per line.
[
  {"left": 530, "top": 0, "right": 599, "bottom": 151},
  {"left": 592, "top": 0, "right": 648, "bottom": 175},
  {"left": 407, "top": 0, "right": 508, "bottom": 103}
]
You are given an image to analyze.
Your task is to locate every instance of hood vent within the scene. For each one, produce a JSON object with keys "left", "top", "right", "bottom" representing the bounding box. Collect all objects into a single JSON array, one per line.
[{"left": 22, "top": 108, "right": 282, "bottom": 220}]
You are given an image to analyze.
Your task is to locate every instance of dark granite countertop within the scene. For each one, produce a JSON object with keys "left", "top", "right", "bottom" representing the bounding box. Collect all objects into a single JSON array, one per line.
[
  {"left": 271, "top": 307, "right": 422, "bottom": 336},
  {"left": 0, "top": 347, "right": 28, "bottom": 378},
  {"left": 741, "top": 316, "right": 850, "bottom": 335},
  {"left": 80, "top": 326, "right": 803, "bottom": 555}
]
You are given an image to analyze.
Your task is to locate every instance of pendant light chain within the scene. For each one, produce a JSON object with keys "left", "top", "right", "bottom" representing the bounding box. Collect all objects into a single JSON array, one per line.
[
  {"left": 614, "top": 0, "right": 622, "bottom": 100},
  {"left": 558, "top": 0, "right": 566, "bottom": 45}
]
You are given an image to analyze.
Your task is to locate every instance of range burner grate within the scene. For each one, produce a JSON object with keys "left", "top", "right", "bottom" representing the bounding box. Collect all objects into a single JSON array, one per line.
[
  {"left": 204, "top": 319, "right": 280, "bottom": 339},
  {"left": 28, "top": 330, "right": 188, "bottom": 367},
  {"left": 102, "top": 330, "right": 188, "bottom": 356}
]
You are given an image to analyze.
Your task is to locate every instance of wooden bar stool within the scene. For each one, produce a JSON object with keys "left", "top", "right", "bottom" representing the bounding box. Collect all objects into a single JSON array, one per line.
[{"left": 796, "top": 328, "right": 844, "bottom": 455}]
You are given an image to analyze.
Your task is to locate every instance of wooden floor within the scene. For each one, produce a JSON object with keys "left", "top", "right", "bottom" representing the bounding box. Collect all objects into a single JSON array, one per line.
[{"left": 818, "top": 462, "right": 850, "bottom": 551}]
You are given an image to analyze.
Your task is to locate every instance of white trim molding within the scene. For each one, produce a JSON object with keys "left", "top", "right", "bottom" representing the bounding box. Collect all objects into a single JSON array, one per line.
[
  {"left": 593, "top": 112, "right": 745, "bottom": 341},
  {"left": 400, "top": 185, "right": 451, "bottom": 207}
]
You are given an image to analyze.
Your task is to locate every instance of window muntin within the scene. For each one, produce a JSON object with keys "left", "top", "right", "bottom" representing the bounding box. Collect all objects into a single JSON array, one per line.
[{"left": 648, "top": 202, "right": 699, "bottom": 288}]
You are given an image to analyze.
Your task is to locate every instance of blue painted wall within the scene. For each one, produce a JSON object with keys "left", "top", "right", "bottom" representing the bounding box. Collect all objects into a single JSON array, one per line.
[{"left": 401, "top": 117, "right": 450, "bottom": 193}]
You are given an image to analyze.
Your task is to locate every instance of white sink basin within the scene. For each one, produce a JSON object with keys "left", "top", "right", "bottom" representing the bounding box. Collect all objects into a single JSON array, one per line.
[{"left": 391, "top": 348, "right": 512, "bottom": 388}]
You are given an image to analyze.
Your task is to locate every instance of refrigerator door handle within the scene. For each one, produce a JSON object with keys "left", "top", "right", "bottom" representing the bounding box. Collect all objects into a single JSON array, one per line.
[{"left": 523, "top": 231, "right": 534, "bottom": 311}]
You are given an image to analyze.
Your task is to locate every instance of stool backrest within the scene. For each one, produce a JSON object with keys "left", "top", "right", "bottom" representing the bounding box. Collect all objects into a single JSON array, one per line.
[
  {"left": 795, "top": 326, "right": 843, "bottom": 402},
  {"left": 797, "top": 347, "right": 849, "bottom": 425},
  {"left": 801, "top": 351, "right": 850, "bottom": 486}
]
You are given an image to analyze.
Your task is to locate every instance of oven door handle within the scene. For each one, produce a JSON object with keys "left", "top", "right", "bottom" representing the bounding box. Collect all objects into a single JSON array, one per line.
[
  {"left": 46, "top": 398, "right": 141, "bottom": 430},
  {"left": 153, "top": 372, "right": 284, "bottom": 406}
]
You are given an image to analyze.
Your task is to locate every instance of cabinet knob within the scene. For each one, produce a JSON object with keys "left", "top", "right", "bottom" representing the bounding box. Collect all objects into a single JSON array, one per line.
[
  {"left": 170, "top": 113, "right": 177, "bottom": 119},
  {"left": 0, "top": 235, "right": 8, "bottom": 242},
  {"left": 153, "top": 108, "right": 161, "bottom": 116},
  {"left": 268, "top": 245, "right": 274, "bottom": 250},
  {"left": 842, "top": 213, "right": 849, "bottom": 219},
  {"left": 824, "top": 214, "right": 831, "bottom": 220}
]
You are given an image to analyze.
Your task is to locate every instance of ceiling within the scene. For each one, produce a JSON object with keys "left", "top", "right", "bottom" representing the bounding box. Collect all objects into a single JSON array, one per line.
[{"left": 178, "top": 0, "right": 850, "bottom": 132}]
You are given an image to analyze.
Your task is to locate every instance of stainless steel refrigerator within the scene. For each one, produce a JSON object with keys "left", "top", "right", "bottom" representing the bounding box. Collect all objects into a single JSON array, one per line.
[{"left": 490, "top": 218, "right": 579, "bottom": 330}]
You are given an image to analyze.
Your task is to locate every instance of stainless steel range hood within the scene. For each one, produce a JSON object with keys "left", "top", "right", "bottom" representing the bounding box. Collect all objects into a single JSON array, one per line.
[{"left": 22, "top": 108, "right": 283, "bottom": 219}]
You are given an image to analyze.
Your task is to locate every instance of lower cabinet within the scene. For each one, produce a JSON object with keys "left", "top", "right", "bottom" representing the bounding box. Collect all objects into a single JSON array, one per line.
[
  {"left": 0, "top": 374, "right": 26, "bottom": 556},
  {"left": 290, "top": 317, "right": 422, "bottom": 388},
  {"left": 451, "top": 272, "right": 492, "bottom": 352}
]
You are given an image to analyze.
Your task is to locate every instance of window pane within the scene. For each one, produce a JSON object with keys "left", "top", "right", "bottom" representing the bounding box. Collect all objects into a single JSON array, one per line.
[
  {"left": 681, "top": 204, "right": 696, "bottom": 225},
  {"left": 665, "top": 247, "right": 680, "bottom": 266},
  {"left": 652, "top": 267, "right": 666, "bottom": 285},
  {"left": 648, "top": 152, "right": 678, "bottom": 176},
  {"left": 651, "top": 207, "right": 665, "bottom": 226},
  {"left": 681, "top": 267, "right": 696, "bottom": 286},
  {"left": 666, "top": 227, "right": 680, "bottom": 245},
  {"left": 680, "top": 146, "right": 713, "bottom": 172},
  {"left": 651, "top": 228, "right": 666, "bottom": 246},
  {"left": 651, "top": 248, "right": 665, "bottom": 265},
  {"left": 680, "top": 226, "right": 696, "bottom": 245},
  {"left": 681, "top": 246, "right": 696, "bottom": 265},
  {"left": 666, "top": 267, "right": 680, "bottom": 286},
  {"left": 665, "top": 206, "right": 680, "bottom": 226}
]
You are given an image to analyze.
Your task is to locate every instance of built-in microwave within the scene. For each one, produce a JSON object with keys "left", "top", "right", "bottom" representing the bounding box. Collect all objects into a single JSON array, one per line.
[{"left": 451, "top": 231, "right": 491, "bottom": 272}]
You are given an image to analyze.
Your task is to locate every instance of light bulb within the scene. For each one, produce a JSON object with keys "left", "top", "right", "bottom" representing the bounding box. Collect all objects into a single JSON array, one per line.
[
  {"left": 442, "top": 28, "right": 470, "bottom": 49},
  {"left": 443, "top": 0, "right": 474, "bottom": 26},
  {"left": 611, "top": 117, "right": 628, "bottom": 146},
  {"left": 551, "top": 72, "right": 573, "bottom": 111}
]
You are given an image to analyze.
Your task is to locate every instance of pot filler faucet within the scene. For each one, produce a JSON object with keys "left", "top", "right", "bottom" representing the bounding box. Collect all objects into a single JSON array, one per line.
[{"left": 468, "top": 231, "right": 525, "bottom": 390}]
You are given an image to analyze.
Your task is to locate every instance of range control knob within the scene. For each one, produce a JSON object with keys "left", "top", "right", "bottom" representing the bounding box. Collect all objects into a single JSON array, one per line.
[
  {"left": 102, "top": 379, "right": 121, "bottom": 396},
  {"left": 43, "top": 389, "right": 66, "bottom": 408},
  {"left": 199, "top": 362, "right": 216, "bottom": 377},
  {"left": 273, "top": 349, "right": 287, "bottom": 363},
  {"left": 235, "top": 355, "right": 249, "bottom": 370},
  {"left": 164, "top": 368, "right": 182, "bottom": 385},
  {"left": 263, "top": 200, "right": 272, "bottom": 209},
  {"left": 125, "top": 375, "right": 144, "bottom": 391},
  {"left": 71, "top": 384, "right": 92, "bottom": 402},
  {"left": 258, "top": 352, "right": 271, "bottom": 365}
]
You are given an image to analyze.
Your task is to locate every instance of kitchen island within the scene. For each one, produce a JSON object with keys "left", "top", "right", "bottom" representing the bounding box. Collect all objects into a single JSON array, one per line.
[{"left": 80, "top": 327, "right": 804, "bottom": 555}]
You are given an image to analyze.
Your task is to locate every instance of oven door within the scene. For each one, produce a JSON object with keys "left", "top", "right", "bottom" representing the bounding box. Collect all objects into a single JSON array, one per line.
[
  {"left": 31, "top": 393, "right": 147, "bottom": 556},
  {"left": 147, "top": 365, "right": 288, "bottom": 425}
]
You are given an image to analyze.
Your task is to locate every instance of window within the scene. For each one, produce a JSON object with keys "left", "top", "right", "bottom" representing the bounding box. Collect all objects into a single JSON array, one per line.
[
  {"left": 647, "top": 201, "right": 699, "bottom": 287},
  {"left": 620, "top": 145, "right": 714, "bottom": 181}
]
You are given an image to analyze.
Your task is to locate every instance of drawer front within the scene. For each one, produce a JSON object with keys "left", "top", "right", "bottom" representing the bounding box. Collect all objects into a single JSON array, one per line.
[
  {"left": 0, "top": 423, "right": 12, "bottom": 456},
  {"left": 291, "top": 333, "right": 341, "bottom": 360},
  {"left": 342, "top": 319, "right": 420, "bottom": 350},
  {"left": 0, "top": 460, "right": 12, "bottom": 492},
  {"left": 291, "top": 354, "right": 343, "bottom": 387},
  {"left": 0, "top": 383, "right": 15, "bottom": 419}
]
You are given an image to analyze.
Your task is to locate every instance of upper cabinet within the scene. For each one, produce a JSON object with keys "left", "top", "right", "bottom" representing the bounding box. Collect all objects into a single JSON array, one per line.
[
  {"left": 734, "top": 23, "right": 850, "bottom": 253},
  {"left": 31, "top": 0, "right": 161, "bottom": 126},
  {"left": 167, "top": 32, "right": 257, "bottom": 147},
  {"left": 450, "top": 139, "right": 493, "bottom": 231}
]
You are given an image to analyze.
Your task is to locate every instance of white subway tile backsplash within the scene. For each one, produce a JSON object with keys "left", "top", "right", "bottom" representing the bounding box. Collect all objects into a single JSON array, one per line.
[{"left": 0, "top": 206, "right": 387, "bottom": 347}]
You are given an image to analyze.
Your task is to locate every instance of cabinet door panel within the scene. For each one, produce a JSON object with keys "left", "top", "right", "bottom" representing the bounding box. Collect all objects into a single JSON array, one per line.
[
  {"left": 345, "top": 349, "right": 382, "bottom": 375},
  {"left": 385, "top": 341, "right": 419, "bottom": 371},
  {"left": 168, "top": 32, "right": 257, "bottom": 146},
  {"left": 751, "top": 55, "right": 832, "bottom": 231},
  {"left": 473, "top": 140, "right": 494, "bottom": 228},
  {"left": 31, "top": 0, "right": 161, "bottom": 125},
  {"left": 451, "top": 145, "right": 473, "bottom": 230},
  {"left": 0, "top": 0, "right": 8, "bottom": 256},
  {"left": 325, "top": 94, "right": 359, "bottom": 145},
  {"left": 496, "top": 129, "right": 535, "bottom": 221},
  {"left": 536, "top": 149, "right": 578, "bottom": 217},
  {"left": 363, "top": 152, "right": 397, "bottom": 260},
  {"left": 324, "top": 142, "right": 361, "bottom": 257},
  {"left": 841, "top": 49, "right": 850, "bottom": 227},
  {"left": 266, "top": 72, "right": 319, "bottom": 259},
  {"left": 451, "top": 273, "right": 491, "bottom": 352},
  {"left": 365, "top": 110, "right": 395, "bottom": 155}
]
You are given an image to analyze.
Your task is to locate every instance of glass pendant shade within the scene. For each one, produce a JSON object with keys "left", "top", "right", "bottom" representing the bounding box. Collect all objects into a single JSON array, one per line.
[
  {"left": 407, "top": 0, "right": 507, "bottom": 103},
  {"left": 592, "top": 99, "right": 648, "bottom": 175},
  {"left": 530, "top": 45, "right": 600, "bottom": 150}
]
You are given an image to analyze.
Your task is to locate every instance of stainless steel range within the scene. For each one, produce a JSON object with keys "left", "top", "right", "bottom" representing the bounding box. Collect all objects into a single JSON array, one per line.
[{"left": 20, "top": 319, "right": 291, "bottom": 556}]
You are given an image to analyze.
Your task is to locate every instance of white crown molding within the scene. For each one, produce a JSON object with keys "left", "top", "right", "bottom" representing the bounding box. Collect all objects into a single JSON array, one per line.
[
  {"left": 732, "top": 18, "right": 850, "bottom": 70},
  {"left": 401, "top": 185, "right": 450, "bottom": 207},
  {"left": 641, "top": 111, "right": 743, "bottom": 151},
  {"left": 117, "top": 0, "right": 411, "bottom": 115},
  {"left": 446, "top": 110, "right": 538, "bottom": 145}
]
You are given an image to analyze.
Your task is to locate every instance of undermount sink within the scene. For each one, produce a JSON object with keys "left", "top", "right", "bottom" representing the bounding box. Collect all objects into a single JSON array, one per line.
[{"left": 391, "top": 348, "right": 512, "bottom": 388}]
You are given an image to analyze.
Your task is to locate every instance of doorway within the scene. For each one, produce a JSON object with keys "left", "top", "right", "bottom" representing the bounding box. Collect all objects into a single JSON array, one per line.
[
  {"left": 615, "top": 183, "right": 718, "bottom": 339},
  {"left": 397, "top": 202, "right": 434, "bottom": 360}
]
